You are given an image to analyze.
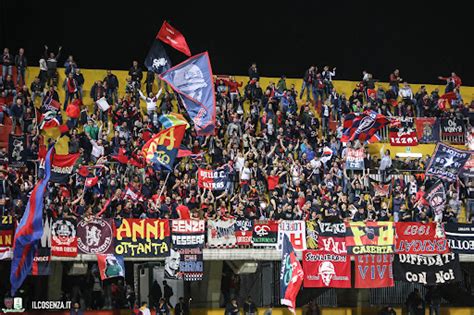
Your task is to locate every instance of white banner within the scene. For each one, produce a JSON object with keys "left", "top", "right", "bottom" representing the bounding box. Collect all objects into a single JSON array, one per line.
[
  {"left": 278, "top": 220, "right": 307, "bottom": 251},
  {"left": 207, "top": 220, "right": 236, "bottom": 248}
]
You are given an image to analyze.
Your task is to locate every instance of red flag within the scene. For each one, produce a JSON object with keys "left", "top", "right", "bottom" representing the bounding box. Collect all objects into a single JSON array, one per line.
[
  {"left": 157, "top": 21, "right": 191, "bottom": 56},
  {"left": 354, "top": 254, "right": 394, "bottom": 288},
  {"left": 85, "top": 176, "right": 99, "bottom": 188},
  {"left": 112, "top": 148, "right": 129, "bottom": 164}
]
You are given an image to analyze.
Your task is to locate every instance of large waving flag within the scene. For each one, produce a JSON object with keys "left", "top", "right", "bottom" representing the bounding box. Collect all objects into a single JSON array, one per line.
[
  {"left": 144, "top": 39, "right": 172, "bottom": 74},
  {"left": 10, "top": 147, "right": 53, "bottom": 295},
  {"left": 157, "top": 21, "right": 191, "bottom": 56},
  {"left": 160, "top": 52, "right": 216, "bottom": 136},
  {"left": 341, "top": 110, "right": 389, "bottom": 143},
  {"left": 280, "top": 234, "right": 304, "bottom": 314},
  {"left": 159, "top": 113, "right": 190, "bottom": 129},
  {"left": 142, "top": 124, "right": 186, "bottom": 170}
]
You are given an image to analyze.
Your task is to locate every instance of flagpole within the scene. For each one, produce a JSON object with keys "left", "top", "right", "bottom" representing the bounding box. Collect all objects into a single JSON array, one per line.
[{"left": 157, "top": 172, "right": 171, "bottom": 201}]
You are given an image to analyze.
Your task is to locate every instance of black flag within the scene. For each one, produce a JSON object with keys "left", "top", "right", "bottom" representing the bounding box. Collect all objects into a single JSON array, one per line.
[
  {"left": 144, "top": 40, "right": 171, "bottom": 74},
  {"left": 8, "top": 134, "right": 26, "bottom": 168}
]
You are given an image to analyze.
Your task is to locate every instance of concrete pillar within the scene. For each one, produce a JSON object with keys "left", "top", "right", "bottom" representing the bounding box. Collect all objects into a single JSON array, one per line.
[
  {"left": 189, "top": 261, "right": 223, "bottom": 308},
  {"left": 47, "top": 261, "right": 63, "bottom": 300}
]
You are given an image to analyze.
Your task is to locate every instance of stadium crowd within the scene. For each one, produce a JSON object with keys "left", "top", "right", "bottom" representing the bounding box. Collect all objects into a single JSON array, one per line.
[{"left": 0, "top": 47, "right": 473, "bottom": 231}]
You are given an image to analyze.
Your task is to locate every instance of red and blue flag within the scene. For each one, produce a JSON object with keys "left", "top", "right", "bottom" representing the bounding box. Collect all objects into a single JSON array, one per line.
[
  {"left": 10, "top": 147, "right": 53, "bottom": 295},
  {"left": 280, "top": 234, "right": 304, "bottom": 314},
  {"left": 160, "top": 52, "right": 216, "bottom": 136},
  {"left": 142, "top": 125, "right": 186, "bottom": 170},
  {"left": 341, "top": 110, "right": 389, "bottom": 143}
]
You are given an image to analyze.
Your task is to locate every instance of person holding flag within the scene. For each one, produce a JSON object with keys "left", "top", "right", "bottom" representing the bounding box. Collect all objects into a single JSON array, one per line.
[{"left": 10, "top": 147, "right": 54, "bottom": 295}]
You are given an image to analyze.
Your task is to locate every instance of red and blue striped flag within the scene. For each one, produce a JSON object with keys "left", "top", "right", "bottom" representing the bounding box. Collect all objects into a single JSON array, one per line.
[
  {"left": 341, "top": 110, "right": 389, "bottom": 143},
  {"left": 10, "top": 147, "right": 53, "bottom": 295}
]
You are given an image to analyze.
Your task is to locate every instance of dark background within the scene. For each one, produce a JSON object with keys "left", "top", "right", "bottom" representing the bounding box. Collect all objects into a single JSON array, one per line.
[{"left": 1, "top": 0, "right": 472, "bottom": 84}]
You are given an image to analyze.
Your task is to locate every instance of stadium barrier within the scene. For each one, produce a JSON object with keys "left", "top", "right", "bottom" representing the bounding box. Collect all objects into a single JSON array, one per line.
[{"left": 9, "top": 307, "right": 474, "bottom": 315}]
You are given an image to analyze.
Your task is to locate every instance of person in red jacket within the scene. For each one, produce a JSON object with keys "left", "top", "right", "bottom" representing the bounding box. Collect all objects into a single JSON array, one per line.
[
  {"left": 438, "top": 72, "right": 462, "bottom": 89},
  {"left": 63, "top": 72, "right": 78, "bottom": 109},
  {"left": 227, "top": 77, "right": 243, "bottom": 104}
]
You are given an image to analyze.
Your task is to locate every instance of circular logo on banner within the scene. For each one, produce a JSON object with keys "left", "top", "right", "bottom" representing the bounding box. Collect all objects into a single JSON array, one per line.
[
  {"left": 430, "top": 192, "right": 444, "bottom": 208},
  {"left": 52, "top": 219, "right": 76, "bottom": 246},
  {"left": 355, "top": 116, "right": 375, "bottom": 135},
  {"left": 254, "top": 225, "right": 270, "bottom": 237},
  {"left": 77, "top": 218, "right": 113, "bottom": 254}
]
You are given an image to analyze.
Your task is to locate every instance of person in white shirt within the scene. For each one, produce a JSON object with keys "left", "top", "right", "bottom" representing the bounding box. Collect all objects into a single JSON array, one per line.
[
  {"left": 139, "top": 302, "right": 151, "bottom": 315},
  {"left": 398, "top": 82, "right": 413, "bottom": 101},
  {"left": 139, "top": 88, "right": 162, "bottom": 115},
  {"left": 407, "top": 175, "right": 418, "bottom": 196},
  {"left": 90, "top": 139, "right": 104, "bottom": 163},
  {"left": 379, "top": 146, "right": 392, "bottom": 182}
]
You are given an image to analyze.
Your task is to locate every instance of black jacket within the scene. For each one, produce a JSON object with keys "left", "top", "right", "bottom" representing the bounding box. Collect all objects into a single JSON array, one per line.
[
  {"left": 74, "top": 73, "right": 85, "bottom": 86},
  {"left": 104, "top": 74, "right": 119, "bottom": 90},
  {"left": 248, "top": 67, "right": 259, "bottom": 80},
  {"left": 129, "top": 66, "right": 143, "bottom": 83},
  {"left": 15, "top": 54, "right": 27, "bottom": 69}
]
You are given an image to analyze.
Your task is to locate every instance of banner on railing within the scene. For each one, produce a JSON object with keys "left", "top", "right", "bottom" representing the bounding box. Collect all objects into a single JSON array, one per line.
[
  {"left": 425, "top": 143, "right": 470, "bottom": 182},
  {"left": 170, "top": 220, "right": 205, "bottom": 281},
  {"left": 354, "top": 254, "right": 394, "bottom": 288},
  {"left": 208, "top": 220, "right": 236, "bottom": 248},
  {"left": 234, "top": 220, "right": 253, "bottom": 246},
  {"left": 77, "top": 218, "right": 114, "bottom": 255},
  {"left": 345, "top": 222, "right": 394, "bottom": 254},
  {"left": 444, "top": 223, "right": 474, "bottom": 254},
  {"left": 278, "top": 220, "right": 306, "bottom": 251},
  {"left": 306, "top": 221, "right": 319, "bottom": 250},
  {"left": 415, "top": 118, "right": 440, "bottom": 143},
  {"left": 317, "top": 222, "right": 347, "bottom": 254},
  {"left": 395, "top": 222, "right": 448, "bottom": 255},
  {"left": 115, "top": 219, "right": 170, "bottom": 257},
  {"left": 252, "top": 220, "right": 278, "bottom": 247},
  {"left": 389, "top": 117, "right": 418, "bottom": 146},
  {"left": 394, "top": 253, "right": 461, "bottom": 285},
  {"left": 97, "top": 254, "right": 125, "bottom": 281},
  {"left": 0, "top": 216, "right": 14, "bottom": 260},
  {"left": 345, "top": 148, "right": 365, "bottom": 170},
  {"left": 302, "top": 250, "right": 351, "bottom": 288},
  {"left": 441, "top": 117, "right": 465, "bottom": 137},
  {"left": 171, "top": 220, "right": 206, "bottom": 249},
  {"left": 197, "top": 165, "right": 231, "bottom": 190},
  {"left": 51, "top": 218, "right": 77, "bottom": 257}
]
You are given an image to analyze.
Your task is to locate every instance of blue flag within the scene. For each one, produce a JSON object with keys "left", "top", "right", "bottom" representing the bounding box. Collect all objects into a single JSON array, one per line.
[
  {"left": 144, "top": 40, "right": 171, "bottom": 74},
  {"left": 160, "top": 52, "right": 216, "bottom": 136},
  {"left": 10, "top": 148, "right": 53, "bottom": 295},
  {"left": 425, "top": 143, "right": 470, "bottom": 182}
]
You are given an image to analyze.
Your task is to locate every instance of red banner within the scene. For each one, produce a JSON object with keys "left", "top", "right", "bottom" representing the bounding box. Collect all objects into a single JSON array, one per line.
[
  {"left": 354, "top": 254, "right": 394, "bottom": 288},
  {"left": 389, "top": 131, "right": 418, "bottom": 146},
  {"left": 395, "top": 222, "right": 449, "bottom": 254},
  {"left": 317, "top": 236, "right": 347, "bottom": 254},
  {"left": 302, "top": 250, "right": 351, "bottom": 288},
  {"left": 51, "top": 219, "right": 78, "bottom": 257},
  {"left": 389, "top": 118, "right": 418, "bottom": 146}
]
